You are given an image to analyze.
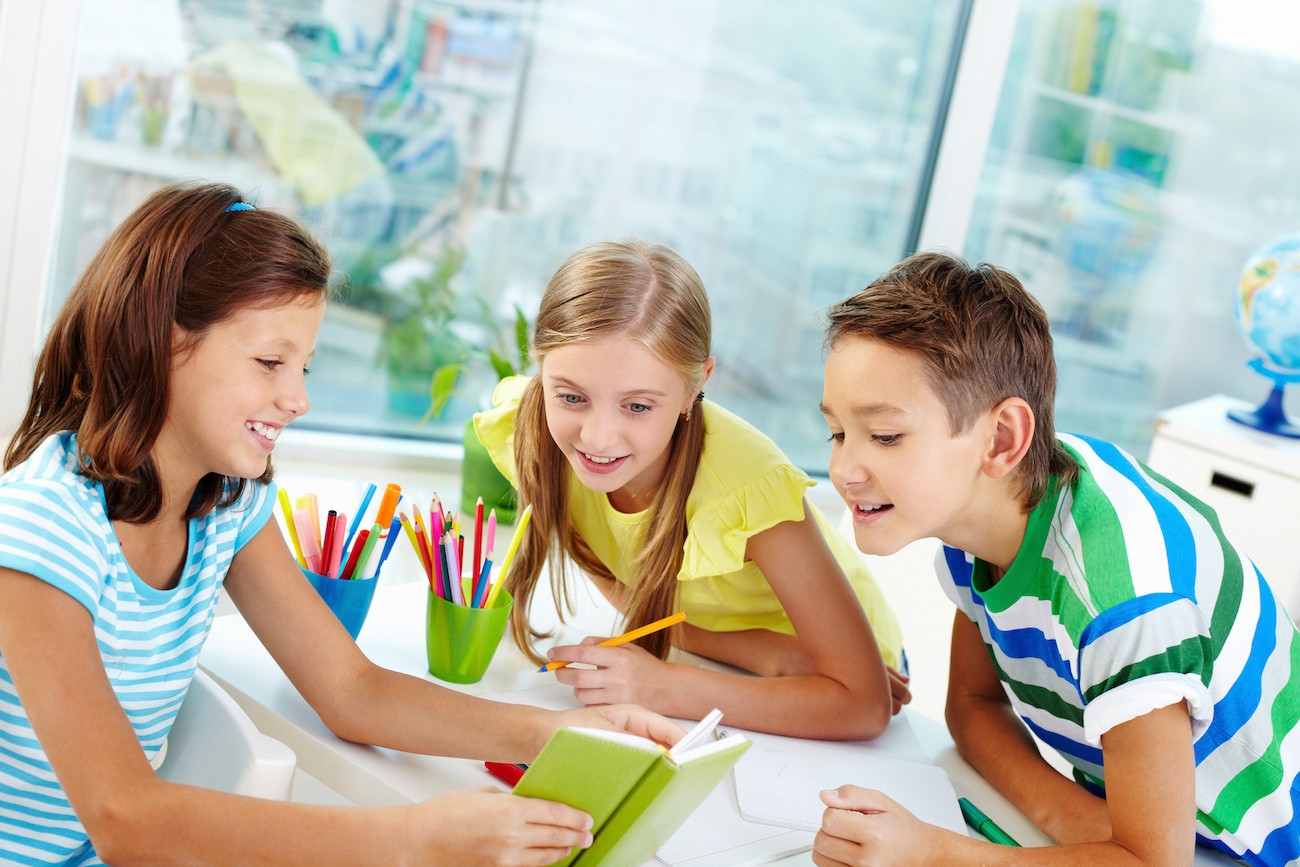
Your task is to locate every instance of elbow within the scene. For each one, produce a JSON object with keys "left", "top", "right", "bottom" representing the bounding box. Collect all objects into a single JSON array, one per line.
[{"left": 81, "top": 791, "right": 154, "bottom": 865}]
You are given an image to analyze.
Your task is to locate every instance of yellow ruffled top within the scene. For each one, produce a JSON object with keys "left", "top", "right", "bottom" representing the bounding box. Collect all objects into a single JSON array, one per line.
[{"left": 474, "top": 376, "right": 903, "bottom": 668}]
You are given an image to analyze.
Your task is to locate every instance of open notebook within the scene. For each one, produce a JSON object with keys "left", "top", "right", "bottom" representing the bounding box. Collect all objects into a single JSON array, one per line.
[{"left": 488, "top": 684, "right": 812, "bottom": 866}]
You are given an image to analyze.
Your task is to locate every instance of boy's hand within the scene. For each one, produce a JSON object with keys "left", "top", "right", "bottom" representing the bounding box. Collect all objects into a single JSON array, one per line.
[
  {"left": 547, "top": 638, "right": 668, "bottom": 708},
  {"left": 814, "top": 786, "right": 942, "bottom": 867},
  {"left": 412, "top": 787, "right": 592, "bottom": 866}
]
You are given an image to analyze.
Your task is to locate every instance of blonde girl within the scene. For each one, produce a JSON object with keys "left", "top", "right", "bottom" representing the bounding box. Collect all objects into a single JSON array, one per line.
[{"left": 475, "top": 239, "right": 909, "bottom": 739}]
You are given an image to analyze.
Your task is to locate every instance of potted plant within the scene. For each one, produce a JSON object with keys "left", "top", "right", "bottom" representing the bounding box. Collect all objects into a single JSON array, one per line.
[{"left": 429, "top": 302, "right": 532, "bottom": 523}]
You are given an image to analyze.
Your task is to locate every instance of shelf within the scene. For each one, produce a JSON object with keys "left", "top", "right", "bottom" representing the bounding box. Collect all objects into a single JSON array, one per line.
[
  {"left": 67, "top": 135, "right": 288, "bottom": 196},
  {"left": 1028, "top": 83, "right": 1193, "bottom": 133}
]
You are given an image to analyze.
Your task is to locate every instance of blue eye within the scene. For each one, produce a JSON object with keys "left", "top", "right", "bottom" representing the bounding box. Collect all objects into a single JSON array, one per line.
[{"left": 627, "top": 403, "right": 650, "bottom": 414}]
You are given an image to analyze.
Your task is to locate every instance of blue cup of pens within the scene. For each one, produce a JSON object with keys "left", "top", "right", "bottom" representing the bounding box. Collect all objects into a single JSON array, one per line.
[
  {"left": 302, "top": 566, "right": 379, "bottom": 640},
  {"left": 279, "top": 482, "right": 404, "bottom": 641}
]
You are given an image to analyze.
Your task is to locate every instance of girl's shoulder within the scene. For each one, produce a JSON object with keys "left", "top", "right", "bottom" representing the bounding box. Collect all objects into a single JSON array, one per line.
[
  {"left": 695, "top": 401, "right": 811, "bottom": 494},
  {"left": 0, "top": 432, "right": 101, "bottom": 516}
]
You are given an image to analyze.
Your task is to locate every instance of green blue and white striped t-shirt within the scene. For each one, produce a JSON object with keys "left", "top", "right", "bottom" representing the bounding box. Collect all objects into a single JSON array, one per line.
[
  {"left": 937, "top": 433, "right": 1300, "bottom": 866},
  {"left": 0, "top": 431, "right": 274, "bottom": 866}
]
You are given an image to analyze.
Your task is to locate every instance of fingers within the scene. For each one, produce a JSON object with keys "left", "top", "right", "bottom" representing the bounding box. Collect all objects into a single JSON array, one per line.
[
  {"left": 819, "top": 785, "right": 891, "bottom": 812},
  {"left": 546, "top": 642, "right": 615, "bottom": 669},
  {"left": 887, "top": 668, "right": 912, "bottom": 714},
  {"left": 596, "top": 704, "right": 686, "bottom": 746}
]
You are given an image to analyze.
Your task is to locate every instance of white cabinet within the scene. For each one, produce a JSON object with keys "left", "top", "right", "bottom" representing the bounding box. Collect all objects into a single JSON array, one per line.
[{"left": 1146, "top": 393, "right": 1300, "bottom": 620}]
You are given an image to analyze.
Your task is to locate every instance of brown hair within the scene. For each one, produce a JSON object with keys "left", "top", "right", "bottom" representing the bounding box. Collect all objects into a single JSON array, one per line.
[
  {"left": 506, "top": 239, "right": 711, "bottom": 663},
  {"left": 5, "top": 182, "right": 333, "bottom": 522},
  {"left": 824, "top": 251, "right": 1076, "bottom": 508}
]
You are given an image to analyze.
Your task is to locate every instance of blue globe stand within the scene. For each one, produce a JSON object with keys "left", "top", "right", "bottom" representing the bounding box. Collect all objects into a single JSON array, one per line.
[{"left": 1228, "top": 358, "right": 1300, "bottom": 438}]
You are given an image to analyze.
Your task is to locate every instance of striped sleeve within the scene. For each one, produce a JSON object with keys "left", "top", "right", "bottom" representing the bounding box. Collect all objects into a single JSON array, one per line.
[{"left": 0, "top": 480, "right": 107, "bottom": 614}]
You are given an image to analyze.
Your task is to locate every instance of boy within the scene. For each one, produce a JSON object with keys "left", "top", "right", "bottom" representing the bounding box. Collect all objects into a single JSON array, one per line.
[{"left": 815, "top": 251, "right": 1300, "bottom": 866}]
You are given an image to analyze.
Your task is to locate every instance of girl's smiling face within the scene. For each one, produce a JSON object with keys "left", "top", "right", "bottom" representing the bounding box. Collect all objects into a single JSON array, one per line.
[
  {"left": 541, "top": 338, "right": 703, "bottom": 511},
  {"left": 156, "top": 296, "right": 325, "bottom": 494}
]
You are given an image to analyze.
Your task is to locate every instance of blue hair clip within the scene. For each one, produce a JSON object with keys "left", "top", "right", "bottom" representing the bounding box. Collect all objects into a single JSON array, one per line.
[{"left": 225, "top": 201, "right": 255, "bottom": 212}]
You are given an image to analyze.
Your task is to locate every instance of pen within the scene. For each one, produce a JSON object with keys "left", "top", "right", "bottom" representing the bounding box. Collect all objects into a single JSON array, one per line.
[
  {"left": 540, "top": 611, "right": 688, "bottom": 672},
  {"left": 958, "top": 797, "right": 1021, "bottom": 847},
  {"left": 345, "top": 482, "right": 377, "bottom": 550},
  {"left": 484, "top": 761, "right": 528, "bottom": 787}
]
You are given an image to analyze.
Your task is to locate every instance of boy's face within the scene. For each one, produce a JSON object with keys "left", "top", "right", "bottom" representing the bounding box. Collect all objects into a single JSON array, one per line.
[{"left": 821, "top": 336, "right": 993, "bottom": 557}]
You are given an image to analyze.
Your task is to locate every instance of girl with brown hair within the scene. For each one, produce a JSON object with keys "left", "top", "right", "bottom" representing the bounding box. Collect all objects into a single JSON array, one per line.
[{"left": 0, "top": 183, "right": 678, "bottom": 866}]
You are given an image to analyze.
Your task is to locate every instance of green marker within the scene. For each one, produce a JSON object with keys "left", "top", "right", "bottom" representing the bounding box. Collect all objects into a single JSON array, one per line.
[{"left": 959, "top": 797, "right": 1022, "bottom": 847}]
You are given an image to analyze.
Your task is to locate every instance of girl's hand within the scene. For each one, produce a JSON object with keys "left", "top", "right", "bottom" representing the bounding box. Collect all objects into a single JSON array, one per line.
[
  {"left": 412, "top": 787, "right": 593, "bottom": 866},
  {"left": 553, "top": 702, "right": 686, "bottom": 747},
  {"left": 887, "top": 666, "right": 912, "bottom": 715},
  {"left": 813, "top": 786, "right": 945, "bottom": 867},
  {"left": 548, "top": 638, "right": 667, "bottom": 707}
]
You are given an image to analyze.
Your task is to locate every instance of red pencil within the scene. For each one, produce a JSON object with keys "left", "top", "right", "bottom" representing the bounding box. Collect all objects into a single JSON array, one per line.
[{"left": 340, "top": 528, "right": 369, "bottom": 580}]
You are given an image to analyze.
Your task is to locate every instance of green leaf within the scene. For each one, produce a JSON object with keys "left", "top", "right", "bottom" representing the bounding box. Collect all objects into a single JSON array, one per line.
[
  {"left": 427, "top": 363, "right": 465, "bottom": 421},
  {"left": 513, "top": 304, "right": 531, "bottom": 372},
  {"left": 487, "top": 348, "right": 515, "bottom": 381}
]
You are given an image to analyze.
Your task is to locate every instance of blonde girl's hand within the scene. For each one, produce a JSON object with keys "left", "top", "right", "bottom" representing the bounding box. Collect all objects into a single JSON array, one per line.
[
  {"left": 412, "top": 787, "right": 593, "bottom": 866},
  {"left": 813, "top": 786, "right": 944, "bottom": 867},
  {"left": 548, "top": 638, "right": 667, "bottom": 708},
  {"left": 887, "top": 666, "right": 912, "bottom": 715}
]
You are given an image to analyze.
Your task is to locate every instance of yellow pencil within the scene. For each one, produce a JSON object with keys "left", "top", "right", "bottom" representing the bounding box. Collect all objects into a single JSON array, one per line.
[
  {"left": 484, "top": 504, "right": 531, "bottom": 609},
  {"left": 278, "top": 489, "right": 306, "bottom": 567},
  {"left": 539, "top": 611, "right": 688, "bottom": 672}
]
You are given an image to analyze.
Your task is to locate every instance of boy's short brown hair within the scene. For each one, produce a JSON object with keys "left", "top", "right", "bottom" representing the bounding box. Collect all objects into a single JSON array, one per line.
[{"left": 824, "top": 251, "right": 1076, "bottom": 508}]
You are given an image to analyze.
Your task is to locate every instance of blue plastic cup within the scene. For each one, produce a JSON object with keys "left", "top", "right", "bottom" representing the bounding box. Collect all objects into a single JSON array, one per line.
[{"left": 301, "top": 566, "right": 379, "bottom": 640}]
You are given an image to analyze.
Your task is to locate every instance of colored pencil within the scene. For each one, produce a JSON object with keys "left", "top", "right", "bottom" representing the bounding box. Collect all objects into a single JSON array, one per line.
[
  {"left": 278, "top": 489, "right": 306, "bottom": 567},
  {"left": 484, "top": 505, "right": 531, "bottom": 609},
  {"left": 539, "top": 611, "right": 688, "bottom": 672}
]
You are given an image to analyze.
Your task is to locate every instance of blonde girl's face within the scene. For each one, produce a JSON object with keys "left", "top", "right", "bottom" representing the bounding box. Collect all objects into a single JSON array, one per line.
[
  {"left": 541, "top": 337, "right": 700, "bottom": 510},
  {"left": 156, "top": 295, "right": 325, "bottom": 490}
]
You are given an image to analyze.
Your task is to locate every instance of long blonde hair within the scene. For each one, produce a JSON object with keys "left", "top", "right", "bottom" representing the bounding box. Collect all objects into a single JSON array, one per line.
[{"left": 506, "top": 239, "right": 711, "bottom": 663}]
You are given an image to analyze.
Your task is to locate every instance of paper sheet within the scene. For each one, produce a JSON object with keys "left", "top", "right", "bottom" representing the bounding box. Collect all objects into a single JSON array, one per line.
[{"left": 729, "top": 723, "right": 968, "bottom": 835}]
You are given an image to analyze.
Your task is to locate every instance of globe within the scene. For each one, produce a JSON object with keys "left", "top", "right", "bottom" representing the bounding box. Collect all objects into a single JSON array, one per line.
[
  {"left": 1050, "top": 166, "right": 1163, "bottom": 342},
  {"left": 1228, "top": 233, "right": 1300, "bottom": 438}
]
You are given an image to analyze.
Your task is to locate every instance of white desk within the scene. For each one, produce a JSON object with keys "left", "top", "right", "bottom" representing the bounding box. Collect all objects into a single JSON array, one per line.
[{"left": 200, "top": 580, "right": 1227, "bottom": 864}]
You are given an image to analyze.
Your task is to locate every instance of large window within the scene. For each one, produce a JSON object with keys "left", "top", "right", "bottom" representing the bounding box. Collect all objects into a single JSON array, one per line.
[
  {"left": 16, "top": 0, "right": 1298, "bottom": 468},
  {"left": 962, "top": 0, "right": 1300, "bottom": 455},
  {"left": 45, "top": 0, "right": 962, "bottom": 468}
]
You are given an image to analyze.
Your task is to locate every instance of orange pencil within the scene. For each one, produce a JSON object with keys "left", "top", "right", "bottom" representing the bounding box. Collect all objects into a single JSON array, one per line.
[{"left": 540, "top": 611, "right": 687, "bottom": 672}]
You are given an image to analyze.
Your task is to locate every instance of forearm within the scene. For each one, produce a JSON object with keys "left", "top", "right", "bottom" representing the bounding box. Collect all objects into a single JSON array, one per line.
[
  {"left": 316, "top": 662, "right": 553, "bottom": 762},
  {"left": 946, "top": 694, "right": 1107, "bottom": 842},
  {"left": 680, "top": 623, "right": 815, "bottom": 677},
  {"left": 90, "top": 778, "right": 413, "bottom": 866},
  {"left": 644, "top": 660, "right": 889, "bottom": 739}
]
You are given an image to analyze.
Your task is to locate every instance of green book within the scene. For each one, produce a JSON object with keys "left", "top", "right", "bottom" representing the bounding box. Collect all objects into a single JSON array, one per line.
[{"left": 512, "top": 708, "right": 750, "bottom": 867}]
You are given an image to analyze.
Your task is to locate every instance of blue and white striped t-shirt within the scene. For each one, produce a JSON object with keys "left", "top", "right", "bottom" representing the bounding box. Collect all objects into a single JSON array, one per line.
[
  {"left": 937, "top": 433, "right": 1300, "bottom": 865},
  {"left": 0, "top": 431, "right": 274, "bottom": 866}
]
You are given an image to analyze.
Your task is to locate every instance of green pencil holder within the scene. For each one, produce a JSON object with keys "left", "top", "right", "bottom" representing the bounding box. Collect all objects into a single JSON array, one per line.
[{"left": 425, "top": 580, "right": 513, "bottom": 684}]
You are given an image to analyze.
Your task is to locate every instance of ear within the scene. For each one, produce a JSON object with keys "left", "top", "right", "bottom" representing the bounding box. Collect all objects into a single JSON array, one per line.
[
  {"left": 982, "top": 397, "right": 1034, "bottom": 480},
  {"left": 684, "top": 357, "right": 716, "bottom": 413},
  {"left": 698, "top": 357, "right": 716, "bottom": 392}
]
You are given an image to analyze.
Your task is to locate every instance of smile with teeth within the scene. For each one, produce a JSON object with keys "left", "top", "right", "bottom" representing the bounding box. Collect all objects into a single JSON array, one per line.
[
  {"left": 246, "top": 421, "right": 281, "bottom": 442},
  {"left": 857, "top": 503, "right": 889, "bottom": 512},
  {"left": 580, "top": 451, "right": 621, "bottom": 464}
]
